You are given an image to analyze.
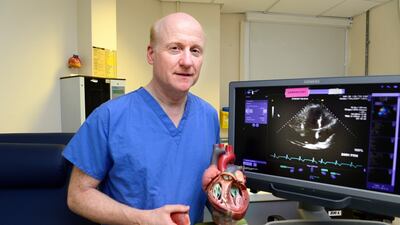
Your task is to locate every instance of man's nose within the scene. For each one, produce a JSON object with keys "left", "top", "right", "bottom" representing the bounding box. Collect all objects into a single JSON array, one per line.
[{"left": 179, "top": 49, "right": 194, "bottom": 67}]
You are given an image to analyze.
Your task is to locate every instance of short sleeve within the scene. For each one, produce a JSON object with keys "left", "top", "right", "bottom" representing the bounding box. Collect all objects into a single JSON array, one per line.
[
  {"left": 214, "top": 109, "right": 220, "bottom": 143},
  {"left": 62, "top": 106, "right": 112, "bottom": 180}
]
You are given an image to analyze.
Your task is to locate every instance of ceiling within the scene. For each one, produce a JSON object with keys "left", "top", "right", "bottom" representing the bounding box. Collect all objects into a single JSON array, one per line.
[{"left": 160, "top": 0, "right": 392, "bottom": 18}]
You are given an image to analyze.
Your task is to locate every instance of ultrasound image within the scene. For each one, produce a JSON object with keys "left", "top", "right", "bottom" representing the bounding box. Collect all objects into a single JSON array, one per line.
[{"left": 285, "top": 103, "right": 337, "bottom": 150}]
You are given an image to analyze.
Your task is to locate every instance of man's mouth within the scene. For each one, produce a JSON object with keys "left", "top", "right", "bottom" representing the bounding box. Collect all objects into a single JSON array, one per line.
[{"left": 175, "top": 72, "right": 192, "bottom": 77}]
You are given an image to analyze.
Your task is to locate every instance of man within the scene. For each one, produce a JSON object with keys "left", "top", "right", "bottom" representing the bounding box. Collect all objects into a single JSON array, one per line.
[{"left": 63, "top": 12, "right": 220, "bottom": 225}]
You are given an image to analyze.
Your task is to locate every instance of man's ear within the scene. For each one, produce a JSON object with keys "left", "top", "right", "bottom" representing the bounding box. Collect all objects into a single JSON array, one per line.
[{"left": 147, "top": 45, "right": 154, "bottom": 65}]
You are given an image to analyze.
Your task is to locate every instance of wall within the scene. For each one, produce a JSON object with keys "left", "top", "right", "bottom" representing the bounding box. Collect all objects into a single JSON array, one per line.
[
  {"left": 347, "top": 13, "right": 366, "bottom": 76},
  {"left": 220, "top": 13, "right": 243, "bottom": 108},
  {"left": 0, "top": 0, "right": 77, "bottom": 132},
  {"left": 219, "top": 13, "right": 243, "bottom": 138},
  {"left": 116, "top": 0, "right": 162, "bottom": 92},
  {"left": 348, "top": 0, "right": 400, "bottom": 75},
  {"left": 368, "top": 0, "right": 400, "bottom": 75},
  {"left": 92, "top": 0, "right": 117, "bottom": 50},
  {"left": 76, "top": 0, "right": 117, "bottom": 76},
  {"left": 245, "top": 16, "right": 348, "bottom": 80}
]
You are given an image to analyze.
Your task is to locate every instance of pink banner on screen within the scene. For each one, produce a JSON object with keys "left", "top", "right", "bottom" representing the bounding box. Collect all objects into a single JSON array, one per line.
[{"left": 285, "top": 87, "right": 310, "bottom": 98}]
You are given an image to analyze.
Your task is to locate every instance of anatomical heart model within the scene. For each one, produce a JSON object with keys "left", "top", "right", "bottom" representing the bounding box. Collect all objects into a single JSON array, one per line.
[{"left": 206, "top": 144, "right": 250, "bottom": 225}]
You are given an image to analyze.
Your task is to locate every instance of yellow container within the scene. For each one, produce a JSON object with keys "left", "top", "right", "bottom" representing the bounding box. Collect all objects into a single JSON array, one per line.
[{"left": 220, "top": 109, "right": 229, "bottom": 129}]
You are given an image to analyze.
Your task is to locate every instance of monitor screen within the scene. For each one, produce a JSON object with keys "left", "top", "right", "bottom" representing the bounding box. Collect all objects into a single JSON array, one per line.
[{"left": 229, "top": 75, "right": 400, "bottom": 217}]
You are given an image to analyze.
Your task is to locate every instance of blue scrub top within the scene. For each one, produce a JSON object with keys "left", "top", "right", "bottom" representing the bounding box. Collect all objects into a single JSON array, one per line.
[{"left": 63, "top": 87, "right": 220, "bottom": 224}]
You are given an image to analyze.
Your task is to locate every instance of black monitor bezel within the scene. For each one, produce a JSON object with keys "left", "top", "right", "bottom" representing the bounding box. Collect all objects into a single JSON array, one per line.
[{"left": 228, "top": 75, "right": 400, "bottom": 217}]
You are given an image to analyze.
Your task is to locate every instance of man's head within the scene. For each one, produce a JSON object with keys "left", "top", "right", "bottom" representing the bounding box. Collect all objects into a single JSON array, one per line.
[{"left": 147, "top": 12, "right": 205, "bottom": 97}]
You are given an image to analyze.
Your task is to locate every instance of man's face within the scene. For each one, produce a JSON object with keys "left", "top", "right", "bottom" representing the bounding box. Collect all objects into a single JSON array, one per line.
[{"left": 147, "top": 18, "right": 205, "bottom": 94}]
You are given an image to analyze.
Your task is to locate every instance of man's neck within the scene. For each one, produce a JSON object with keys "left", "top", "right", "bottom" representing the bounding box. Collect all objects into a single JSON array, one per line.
[{"left": 145, "top": 83, "right": 187, "bottom": 127}]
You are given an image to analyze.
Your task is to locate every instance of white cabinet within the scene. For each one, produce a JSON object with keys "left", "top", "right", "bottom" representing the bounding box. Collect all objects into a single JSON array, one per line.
[{"left": 60, "top": 75, "right": 125, "bottom": 132}]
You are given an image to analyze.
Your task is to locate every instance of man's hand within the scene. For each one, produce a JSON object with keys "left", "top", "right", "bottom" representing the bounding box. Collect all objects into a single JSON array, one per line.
[{"left": 202, "top": 164, "right": 220, "bottom": 191}]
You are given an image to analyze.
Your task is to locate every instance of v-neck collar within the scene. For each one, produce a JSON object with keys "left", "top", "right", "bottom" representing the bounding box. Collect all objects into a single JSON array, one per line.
[{"left": 137, "top": 87, "right": 191, "bottom": 140}]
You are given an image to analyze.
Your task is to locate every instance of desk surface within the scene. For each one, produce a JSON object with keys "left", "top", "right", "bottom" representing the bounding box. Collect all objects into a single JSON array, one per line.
[{"left": 249, "top": 191, "right": 284, "bottom": 202}]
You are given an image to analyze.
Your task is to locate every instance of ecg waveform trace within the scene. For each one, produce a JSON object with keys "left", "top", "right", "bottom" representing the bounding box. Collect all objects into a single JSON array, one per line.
[{"left": 270, "top": 153, "right": 363, "bottom": 169}]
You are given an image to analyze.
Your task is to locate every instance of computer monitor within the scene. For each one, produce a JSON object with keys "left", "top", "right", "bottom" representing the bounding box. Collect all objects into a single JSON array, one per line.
[{"left": 229, "top": 75, "right": 400, "bottom": 219}]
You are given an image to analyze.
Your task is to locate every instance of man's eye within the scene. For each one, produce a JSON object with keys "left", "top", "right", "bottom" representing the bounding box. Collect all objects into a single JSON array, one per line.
[
  {"left": 169, "top": 46, "right": 180, "bottom": 53},
  {"left": 191, "top": 48, "right": 201, "bottom": 56}
]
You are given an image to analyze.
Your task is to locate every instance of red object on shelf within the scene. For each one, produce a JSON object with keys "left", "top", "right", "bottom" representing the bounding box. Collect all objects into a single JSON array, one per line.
[{"left": 68, "top": 54, "right": 81, "bottom": 68}]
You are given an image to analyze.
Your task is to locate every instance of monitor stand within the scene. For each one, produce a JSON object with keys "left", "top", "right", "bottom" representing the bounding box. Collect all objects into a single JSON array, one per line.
[{"left": 265, "top": 202, "right": 389, "bottom": 225}]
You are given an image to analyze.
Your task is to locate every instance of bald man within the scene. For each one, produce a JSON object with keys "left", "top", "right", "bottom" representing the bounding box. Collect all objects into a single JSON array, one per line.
[{"left": 63, "top": 13, "right": 220, "bottom": 225}]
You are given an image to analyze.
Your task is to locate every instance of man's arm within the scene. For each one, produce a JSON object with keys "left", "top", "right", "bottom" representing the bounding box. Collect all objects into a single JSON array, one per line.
[{"left": 67, "top": 166, "right": 189, "bottom": 225}]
